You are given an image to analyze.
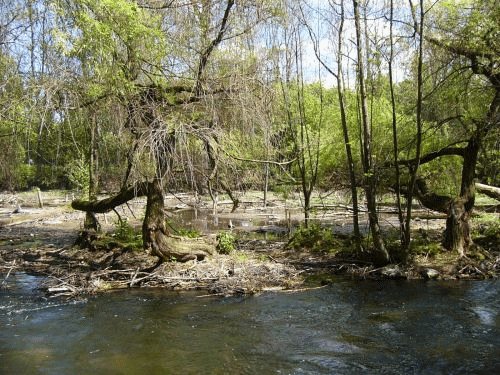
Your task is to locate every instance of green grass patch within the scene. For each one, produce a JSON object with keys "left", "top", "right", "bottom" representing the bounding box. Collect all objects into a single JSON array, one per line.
[
  {"left": 409, "top": 240, "right": 442, "bottom": 257},
  {"left": 235, "top": 252, "right": 249, "bottom": 261},
  {"left": 111, "top": 220, "right": 143, "bottom": 249},
  {"left": 472, "top": 214, "right": 500, "bottom": 250},
  {"left": 176, "top": 228, "right": 201, "bottom": 238}
]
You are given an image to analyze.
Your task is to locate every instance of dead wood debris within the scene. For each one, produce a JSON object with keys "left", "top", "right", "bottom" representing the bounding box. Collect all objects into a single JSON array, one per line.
[{"left": 0, "top": 243, "right": 302, "bottom": 298}]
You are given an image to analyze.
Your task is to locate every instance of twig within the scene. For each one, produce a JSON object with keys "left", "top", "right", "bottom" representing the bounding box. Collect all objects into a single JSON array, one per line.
[
  {"left": 1, "top": 260, "right": 16, "bottom": 286},
  {"left": 126, "top": 202, "right": 137, "bottom": 219},
  {"left": 129, "top": 268, "right": 140, "bottom": 287}
]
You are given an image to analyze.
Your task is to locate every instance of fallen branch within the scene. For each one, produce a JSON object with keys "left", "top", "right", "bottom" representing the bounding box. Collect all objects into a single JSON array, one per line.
[{"left": 476, "top": 182, "right": 500, "bottom": 202}]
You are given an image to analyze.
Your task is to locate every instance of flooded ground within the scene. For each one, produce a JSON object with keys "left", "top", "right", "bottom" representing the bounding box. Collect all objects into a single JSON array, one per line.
[
  {"left": 0, "top": 189, "right": 447, "bottom": 238},
  {"left": 1, "top": 189, "right": 498, "bottom": 298}
]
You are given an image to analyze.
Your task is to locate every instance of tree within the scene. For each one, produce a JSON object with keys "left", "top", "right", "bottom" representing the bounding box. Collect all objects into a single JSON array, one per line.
[
  {"left": 353, "top": 0, "right": 389, "bottom": 264},
  {"left": 405, "top": 0, "right": 500, "bottom": 255},
  {"left": 298, "top": 0, "right": 362, "bottom": 249},
  {"left": 64, "top": 0, "right": 282, "bottom": 260}
]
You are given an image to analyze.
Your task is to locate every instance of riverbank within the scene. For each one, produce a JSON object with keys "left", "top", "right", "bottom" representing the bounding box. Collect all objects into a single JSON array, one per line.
[{"left": 1, "top": 190, "right": 499, "bottom": 297}]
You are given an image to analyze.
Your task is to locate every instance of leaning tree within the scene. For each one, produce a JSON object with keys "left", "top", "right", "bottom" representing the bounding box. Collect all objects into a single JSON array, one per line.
[
  {"left": 64, "top": 0, "right": 281, "bottom": 261},
  {"left": 398, "top": 0, "right": 500, "bottom": 256}
]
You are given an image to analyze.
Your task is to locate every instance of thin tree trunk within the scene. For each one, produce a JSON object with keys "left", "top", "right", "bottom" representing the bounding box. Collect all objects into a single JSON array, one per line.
[
  {"left": 85, "top": 110, "right": 100, "bottom": 231},
  {"left": 403, "top": 0, "right": 425, "bottom": 253},
  {"left": 389, "top": 0, "right": 405, "bottom": 255},
  {"left": 263, "top": 162, "right": 269, "bottom": 207},
  {"left": 353, "top": 0, "right": 388, "bottom": 264},
  {"left": 337, "top": 0, "right": 361, "bottom": 250}
]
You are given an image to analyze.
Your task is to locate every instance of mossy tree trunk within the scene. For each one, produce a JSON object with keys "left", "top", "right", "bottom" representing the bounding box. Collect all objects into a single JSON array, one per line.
[{"left": 72, "top": 181, "right": 215, "bottom": 261}]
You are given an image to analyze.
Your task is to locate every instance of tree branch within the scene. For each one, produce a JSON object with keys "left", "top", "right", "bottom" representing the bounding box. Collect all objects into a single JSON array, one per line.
[
  {"left": 72, "top": 182, "right": 151, "bottom": 213},
  {"left": 387, "top": 146, "right": 466, "bottom": 168},
  {"left": 195, "top": 0, "right": 235, "bottom": 96}
]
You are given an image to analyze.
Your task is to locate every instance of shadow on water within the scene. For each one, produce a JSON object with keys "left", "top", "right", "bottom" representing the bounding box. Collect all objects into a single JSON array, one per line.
[{"left": 1, "top": 273, "right": 500, "bottom": 374}]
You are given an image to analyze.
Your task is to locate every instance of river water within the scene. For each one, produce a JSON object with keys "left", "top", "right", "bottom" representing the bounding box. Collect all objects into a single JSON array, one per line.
[{"left": 1, "top": 273, "right": 499, "bottom": 374}]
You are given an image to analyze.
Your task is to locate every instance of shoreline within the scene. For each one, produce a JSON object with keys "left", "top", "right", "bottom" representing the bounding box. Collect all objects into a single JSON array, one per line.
[{"left": 1, "top": 190, "right": 499, "bottom": 298}]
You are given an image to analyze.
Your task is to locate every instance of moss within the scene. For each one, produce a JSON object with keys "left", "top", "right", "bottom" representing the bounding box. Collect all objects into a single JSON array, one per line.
[{"left": 176, "top": 228, "right": 201, "bottom": 238}]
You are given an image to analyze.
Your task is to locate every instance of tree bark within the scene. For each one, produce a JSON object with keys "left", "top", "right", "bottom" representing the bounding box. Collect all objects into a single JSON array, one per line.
[
  {"left": 442, "top": 135, "right": 481, "bottom": 255},
  {"left": 411, "top": 177, "right": 471, "bottom": 256},
  {"left": 442, "top": 198, "right": 470, "bottom": 256},
  {"left": 353, "top": 0, "right": 388, "bottom": 264},
  {"left": 72, "top": 181, "right": 215, "bottom": 261}
]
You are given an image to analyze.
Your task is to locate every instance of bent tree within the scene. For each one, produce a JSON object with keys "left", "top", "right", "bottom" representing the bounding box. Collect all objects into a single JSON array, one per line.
[
  {"left": 407, "top": 1, "right": 500, "bottom": 255},
  {"left": 65, "top": 0, "right": 278, "bottom": 261},
  {"left": 72, "top": 181, "right": 215, "bottom": 261}
]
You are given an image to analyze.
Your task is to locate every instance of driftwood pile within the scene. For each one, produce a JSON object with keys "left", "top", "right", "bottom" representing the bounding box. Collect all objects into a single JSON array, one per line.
[{"left": 0, "top": 241, "right": 302, "bottom": 298}]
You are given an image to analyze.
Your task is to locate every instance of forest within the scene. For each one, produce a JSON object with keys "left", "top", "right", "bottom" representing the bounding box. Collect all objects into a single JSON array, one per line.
[{"left": 1, "top": 0, "right": 500, "bottom": 272}]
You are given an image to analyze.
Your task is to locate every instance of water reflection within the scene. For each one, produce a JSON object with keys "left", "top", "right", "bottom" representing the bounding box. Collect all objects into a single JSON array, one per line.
[
  {"left": 1, "top": 275, "right": 500, "bottom": 374},
  {"left": 170, "top": 207, "right": 285, "bottom": 233}
]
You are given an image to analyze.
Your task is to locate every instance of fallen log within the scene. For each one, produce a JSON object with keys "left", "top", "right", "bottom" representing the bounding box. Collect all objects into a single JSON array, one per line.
[{"left": 476, "top": 182, "right": 500, "bottom": 202}]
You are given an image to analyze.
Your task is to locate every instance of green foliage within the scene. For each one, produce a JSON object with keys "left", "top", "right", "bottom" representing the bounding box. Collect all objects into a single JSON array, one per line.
[
  {"left": 176, "top": 228, "right": 201, "bottom": 238},
  {"left": 472, "top": 214, "right": 500, "bottom": 249},
  {"left": 65, "top": 156, "right": 90, "bottom": 192},
  {"left": 478, "top": 132, "right": 500, "bottom": 186},
  {"left": 409, "top": 240, "right": 442, "bottom": 257},
  {"left": 407, "top": 230, "right": 443, "bottom": 257},
  {"left": 286, "top": 223, "right": 341, "bottom": 253},
  {"left": 217, "top": 231, "right": 236, "bottom": 254},
  {"left": 113, "top": 219, "right": 142, "bottom": 248},
  {"left": 54, "top": 0, "right": 165, "bottom": 98}
]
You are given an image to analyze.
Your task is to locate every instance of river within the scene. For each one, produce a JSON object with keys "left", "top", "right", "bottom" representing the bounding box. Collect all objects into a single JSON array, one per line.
[{"left": 1, "top": 273, "right": 499, "bottom": 374}]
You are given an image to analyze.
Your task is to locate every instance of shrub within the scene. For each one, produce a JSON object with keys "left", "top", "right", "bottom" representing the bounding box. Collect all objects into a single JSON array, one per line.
[
  {"left": 113, "top": 219, "right": 142, "bottom": 248},
  {"left": 286, "top": 223, "right": 341, "bottom": 253},
  {"left": 217, "top": 231, "right": 235, "bottom": 254}
]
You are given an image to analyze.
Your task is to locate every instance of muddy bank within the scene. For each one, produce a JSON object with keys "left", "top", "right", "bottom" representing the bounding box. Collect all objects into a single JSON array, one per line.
[
  {"left": 1, "top": 190, "right": 499, "bottom": 298},
  {"left": 2, "top": 228, "right": 499, "bottom": 300},
  {"left": 0, "top": 191, "right": 305, "bottom": 297}
]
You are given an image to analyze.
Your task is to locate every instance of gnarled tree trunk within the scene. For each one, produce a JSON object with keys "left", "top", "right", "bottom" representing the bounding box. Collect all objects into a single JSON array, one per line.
[
  {"left": 441, "top": 136, "right": 480, "bottom": 255},
  {"left": 72, "top": 180, "right": 215, "bottom": 261},
  {"left": 442, "top": 198, "right": 471, "bottom": 256},
  {"left": 413, "top": 176, "right": 473, "bottom": 257}
]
